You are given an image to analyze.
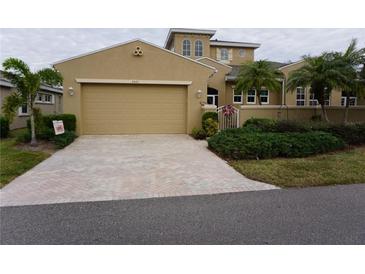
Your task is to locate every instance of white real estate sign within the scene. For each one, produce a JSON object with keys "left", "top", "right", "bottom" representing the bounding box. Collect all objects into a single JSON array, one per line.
[{"left": 53, "top": 120, "right": 65, "bottom": 135}]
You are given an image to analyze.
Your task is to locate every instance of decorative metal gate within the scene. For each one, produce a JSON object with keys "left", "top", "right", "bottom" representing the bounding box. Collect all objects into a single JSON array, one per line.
[{"left": 217, "top": 105, "right": 240, "bottom": 130}]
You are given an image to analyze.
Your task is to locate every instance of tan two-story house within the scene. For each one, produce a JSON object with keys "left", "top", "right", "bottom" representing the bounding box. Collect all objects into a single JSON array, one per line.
[{"left": 53, "top": 28, "right": 365, "bottom": 135}]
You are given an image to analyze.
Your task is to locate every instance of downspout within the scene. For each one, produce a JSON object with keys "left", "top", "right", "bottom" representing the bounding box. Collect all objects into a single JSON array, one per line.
[{"left": 279, "top": 78, "right": 288, "bottom": 120}]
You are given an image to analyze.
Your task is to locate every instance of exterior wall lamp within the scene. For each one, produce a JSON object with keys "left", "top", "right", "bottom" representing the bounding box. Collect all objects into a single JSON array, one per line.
[
  {"left": 196, "top": 89, "right": 202, "bottom": 99},
  {"left": 68, "top": 87, "right": 74, "bottom": 96}
]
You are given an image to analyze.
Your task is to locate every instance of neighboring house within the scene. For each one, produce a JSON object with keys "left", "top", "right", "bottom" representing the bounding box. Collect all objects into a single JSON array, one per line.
[
  {"left": 0, "top": 71, "right": 63, "bottom": 129},
  {"left": 53, "top": 28, "right": 365, "bottom": 135}
]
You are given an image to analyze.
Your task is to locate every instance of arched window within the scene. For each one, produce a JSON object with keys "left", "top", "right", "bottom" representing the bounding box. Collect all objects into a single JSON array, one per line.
[
  {"left": 182, "top": 40, "right": 191, "bottom": 56},
  {"left": 195, "top": 40, "right": 203, "bottom": 57}
]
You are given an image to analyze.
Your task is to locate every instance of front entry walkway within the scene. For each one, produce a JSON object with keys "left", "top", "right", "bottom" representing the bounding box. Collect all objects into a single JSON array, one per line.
[{"left": 0, "top": 135, "right": 277, "bottom": 206}]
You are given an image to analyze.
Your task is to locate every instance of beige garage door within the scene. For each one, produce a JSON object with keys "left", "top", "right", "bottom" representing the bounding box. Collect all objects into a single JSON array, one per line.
[{"left": 81, "top": 84, "right": 187, "bottom": 134}]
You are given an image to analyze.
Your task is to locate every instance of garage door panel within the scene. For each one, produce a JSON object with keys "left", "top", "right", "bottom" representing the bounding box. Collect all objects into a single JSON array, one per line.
[{"left": 82, "top": 84, "right": 187, "bottom": 134}]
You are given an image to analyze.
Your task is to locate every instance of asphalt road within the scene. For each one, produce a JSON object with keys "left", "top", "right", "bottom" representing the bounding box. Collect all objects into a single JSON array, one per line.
[{"left": 1, "top": 184, "right": 364, "bottom": 244}]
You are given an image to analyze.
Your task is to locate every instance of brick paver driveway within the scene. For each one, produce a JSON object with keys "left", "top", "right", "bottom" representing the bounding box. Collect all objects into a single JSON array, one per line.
[{"left": 0, "top": 135, "right": 277, "bottom": 206}]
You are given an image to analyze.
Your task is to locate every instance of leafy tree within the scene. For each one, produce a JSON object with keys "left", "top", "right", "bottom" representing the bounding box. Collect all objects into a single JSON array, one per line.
[
  {"left": 2, "top": 58, "right": 63, "bottom": 146},
  {"left": 235, "top": 60, "right": 284, "bottom": 105},
  {"left": 286, "top": 54, "right": 348, "bottom": 122}
]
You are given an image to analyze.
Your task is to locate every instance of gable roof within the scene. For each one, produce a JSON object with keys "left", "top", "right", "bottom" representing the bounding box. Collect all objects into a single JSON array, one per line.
[
  {"left": 225, "top": 61, "right": 289, "bottom": 81},
  {"left": 196, "top": 57, "right": 233, "bottom": 70},
  {"left": 52, "top": 38, "right": 217, "bottom": 72},
  {"left": 278, "top": 60, "right": 305, "bottom": 70},
  {"left": 210, "top": 39, "right": 261, "bottom": 49},
  {"left": 0, "top": 71, "right": 63, "bottom": 93},
  {"left": 164, "top": 28, "right": 216, "bottom": 49}
]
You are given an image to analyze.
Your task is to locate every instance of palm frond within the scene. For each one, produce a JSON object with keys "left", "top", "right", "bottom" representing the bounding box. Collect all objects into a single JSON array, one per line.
[{"left": 37, "top": 68, "right": 63, "bottom": 86}]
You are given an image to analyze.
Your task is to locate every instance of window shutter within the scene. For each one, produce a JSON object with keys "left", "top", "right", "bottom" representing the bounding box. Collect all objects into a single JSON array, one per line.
[
  {"left": 216, "top": 48, "right": 220, "bottom": 60},
  {"left": 229, "top": 49, "right": 233, "bottom": 61}
]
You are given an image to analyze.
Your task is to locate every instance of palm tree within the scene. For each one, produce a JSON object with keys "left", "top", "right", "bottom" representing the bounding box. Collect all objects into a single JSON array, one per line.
[
  {"left": 332, "top": 39, "right": 365, "bottom": 123},
  {"left": 235, "top": 60, "right": 284, "bottom": 105},
  {"left": 286, "top": 54, "right": 348, "bottom": 122},
  {"left": 2, "top": 58, "right": 63, "bottom": 146}
]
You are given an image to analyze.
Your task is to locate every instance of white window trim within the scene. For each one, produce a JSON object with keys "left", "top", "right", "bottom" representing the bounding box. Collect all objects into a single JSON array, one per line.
[
  {"left": 220, "top": 48, "right": 229, "bottom": 61},
  {"left": 309, "top": 97, "right": 330, "bottom": 106},
  {"left": 260, "top": 90, "right": 270, "bottom": 105},
  {"left": 341, "top": 96, "right": 357, "bottom": 106},
  {"left": 296, "top": 87, "right": 306, "bottom": 106},
  {"left": 182, "top": 39, "right": 191, "bottom": 57},
  {"left": 239, "top": 49, "right": 245, "bottom": 57},
  {"left": 35, "top": 92, "right": 55, "bottom": 104},
  {"left": 18, "top": 105, "right": 30, "bottom": 116},
  {"left": 207, "top": 95, "right": 217, "bottom": 106},
  {"left": 194, "top": 40, "right": 203, "bottom": 57},
  {"left": 232, "top": 89, "right": 243, "bottom": 104},
  {"left": 247, "top": 90, "right": 256, "bottom": 104}
]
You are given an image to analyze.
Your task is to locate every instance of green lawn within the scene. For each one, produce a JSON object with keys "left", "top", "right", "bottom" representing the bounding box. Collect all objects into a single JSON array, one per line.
[
  {"left": 230, "top": 146, "right": 365, "bottom": 188},
  {"left": 0, "top": 138, "right": 50, "bottom": 188}
]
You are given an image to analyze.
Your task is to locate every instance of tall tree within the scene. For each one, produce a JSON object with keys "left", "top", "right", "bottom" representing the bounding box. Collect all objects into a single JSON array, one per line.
[
  {"left": 2, "top": 58, "right": 63, "bottom": 146},
  {"left": 286, "top": 54, "right": 348, "bottom": 122},
  {"left": 332, "top": 39, "right": 365, "bottom": 123},
  {"left": 235, "top": 60, "right": 283, "bottom": 105}
]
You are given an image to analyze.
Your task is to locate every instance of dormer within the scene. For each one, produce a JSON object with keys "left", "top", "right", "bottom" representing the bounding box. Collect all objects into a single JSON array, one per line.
[{"left": 164, "top": 28, "right": 216, "bottom": 59}]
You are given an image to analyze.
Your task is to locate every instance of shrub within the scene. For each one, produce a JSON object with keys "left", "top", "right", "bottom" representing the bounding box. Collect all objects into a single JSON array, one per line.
[
  {"left": 53, "top": 131, "right": 77, "bottom": 149},
  {"left": 311, "top": 114, "right": 322, "bottom": 122},
  {"left": 275, "top": 120, "right": 310, "bottom": 133},
  {"left": 202, "top": 112, "right": 218, "bottom": 124},
  {"left": 208, "top": 130, "right": 345, "bottom": 160},
  {"left": 243, "top": 118, "right": 365, "bottom": 145},
  {"left": 26, "top": 108, "right": 45, "bottom": 137},
  {"left": 27, "top": 113, "right": 77, "bottom": 140},
  {"left": 15, "top": 130, "right": 31, "bottom": 143},
  {"left": 191, "top": 128, "right": 207, "bottom": 140},
  {"left": 42, "top": 114, "right": 76, "bottom": 131},
  {"left": 313, "top": 123, "right": 365, "bottom": 145},
  {"left": 203, "top": 118, "right": 218, "bottom": 137},
  {"left": 0, "top": 116, "right": 10, "bottom": 138},
  {"left": 242, "top": 118, "right": 278, "bottom": 132}
]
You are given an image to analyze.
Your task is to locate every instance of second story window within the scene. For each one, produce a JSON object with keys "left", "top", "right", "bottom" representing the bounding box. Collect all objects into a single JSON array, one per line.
[
  {"left": 182, "top": 40, "right": 191, "bottom": 56},
  {"left": 195, "top": 40, "right": 203, "bottom": 57},
  {"left": 220, "top": 48, "right": 229, "bottom": 61}
]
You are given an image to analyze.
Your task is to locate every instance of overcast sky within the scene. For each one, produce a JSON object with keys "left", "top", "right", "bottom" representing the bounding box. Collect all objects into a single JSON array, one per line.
[{"left": 1, "top": 28, "right": 364, "bottom": 70}]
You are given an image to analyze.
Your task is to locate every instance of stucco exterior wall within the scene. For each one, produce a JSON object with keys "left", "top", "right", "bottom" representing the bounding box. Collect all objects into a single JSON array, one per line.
[
  {"left": 280, "top": 61, "right": 360, "bottom": 107},
  {"left": 54, "top": 40, "right": 215, "bottom": 135},
  {"left": 239, "top": 106, "right": 365, "bottom": 126},
  {"left": 172, "top": 33, "right": 211, "bottom": 59},
  {"left": 210, "top": 47, "right": 255, "bottom": 65},
  {"left": 225, "top": 83, "right": 282, "bottom": 106},
  {"left": 197, "top": 58, "right": 231, "bottom": 106}
]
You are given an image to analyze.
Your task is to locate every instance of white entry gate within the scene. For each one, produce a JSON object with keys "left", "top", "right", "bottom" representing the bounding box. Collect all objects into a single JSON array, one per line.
[{"left": 217, "top": 105, "right": 240, "bottom": 130}]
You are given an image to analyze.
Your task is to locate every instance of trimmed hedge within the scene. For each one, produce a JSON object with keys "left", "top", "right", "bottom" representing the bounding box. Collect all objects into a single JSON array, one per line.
[
  {"left": 23, "top": 113, "right": 77, "bottom": 148},
  {"left": 208, "top": 130, "right": 345, "bottom": 160},
  {"left": 53, "top": 130, "right": 77, "bottom": 149},
  {"left": 312, "top": 123, "right": 365, "bottom": 145},
  {"left": 43, "top": 114, "right": 76, "bottom": 131},
  {"left": 191, "top": 128, "right": 206, "bottom": 140},
  {"left": 242, "top": 118, "right": 365, "bottom": 145},
  {"left": 0, "top": 116, "right": 10, "bottom": 138},
  {"left": 27, "top": 113, "right": 76, "bottom": 134},
  {"left": 202, "top": 112, "right": 218, "bottom": 124},
  {"left": 203, "top": 118, "right": 218, "bottom": 137}
]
